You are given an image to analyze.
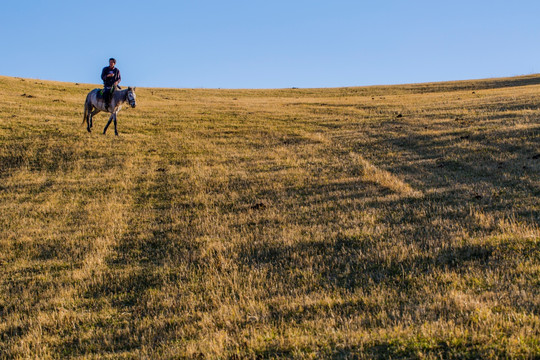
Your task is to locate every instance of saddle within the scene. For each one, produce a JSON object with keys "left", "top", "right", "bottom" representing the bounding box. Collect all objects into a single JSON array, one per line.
[{"left": 98, "top": 85, "right": 121, "bottom": 100}]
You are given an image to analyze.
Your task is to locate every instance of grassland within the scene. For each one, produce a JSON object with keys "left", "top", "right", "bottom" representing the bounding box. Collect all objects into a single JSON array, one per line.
[{"left": 0, "top": 74, "right": 538, "bottom": 359}]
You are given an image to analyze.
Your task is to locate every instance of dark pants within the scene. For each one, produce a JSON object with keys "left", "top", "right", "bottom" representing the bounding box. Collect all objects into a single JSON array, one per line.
[{"left": 103, "top": 86, "right": 114, "bottom": 105}]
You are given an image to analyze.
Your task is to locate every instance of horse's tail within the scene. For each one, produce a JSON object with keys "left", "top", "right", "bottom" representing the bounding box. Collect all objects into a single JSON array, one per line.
[
  {"left": 83, "top": 99, "right": 88, "bottom": 126},
  {"left": 83, "top": 92, "right": 91, "bottom": 126}
]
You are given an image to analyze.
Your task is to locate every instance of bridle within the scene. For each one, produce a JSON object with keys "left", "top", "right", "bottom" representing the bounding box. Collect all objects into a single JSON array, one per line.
[{"left": 126, "top": 89, "right": 136, "bottom": 107}]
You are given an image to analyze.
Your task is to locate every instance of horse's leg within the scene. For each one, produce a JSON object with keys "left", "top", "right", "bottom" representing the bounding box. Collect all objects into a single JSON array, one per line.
[
  {"left": 86, "top": 107, "right": 91, "bottom": 132},
  {"left": 113, "top": 113, "right": 118, "bottom": 136},
  {"left": 103, "top": 113, "right": 114, "bottom": 134},
  {"left": 85, "top": 103, "right": 92, "bottom": 132},
  {"left": 89, "top": 109, "right": 100, "bottom": 129}
]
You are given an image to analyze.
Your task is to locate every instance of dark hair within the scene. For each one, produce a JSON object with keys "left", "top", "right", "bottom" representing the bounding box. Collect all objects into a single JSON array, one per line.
[{"left": 109, "top": 58, "right": 116, "bottom": 64}]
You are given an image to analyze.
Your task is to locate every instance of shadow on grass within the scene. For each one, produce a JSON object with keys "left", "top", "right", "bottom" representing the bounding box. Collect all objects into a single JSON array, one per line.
[
  {"left": 246, "top": 330, "right": 505, "bottom": 359},
  {"left": 237, "top": 232, "right": 500, "bottom": 297},
  {"left": 72, "top": 164, "right": 206, "bottom": 355},
  {"left": 339, "top": 340, "right": 488, "bottom": 360},
  {"left": 351, "top": 122, "right": 539, "bottom": 222}
]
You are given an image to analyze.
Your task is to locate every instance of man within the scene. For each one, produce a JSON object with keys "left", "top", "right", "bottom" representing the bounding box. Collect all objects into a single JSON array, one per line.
[{"left": 101, "top": 58, "right": 121, "bottom": 111}]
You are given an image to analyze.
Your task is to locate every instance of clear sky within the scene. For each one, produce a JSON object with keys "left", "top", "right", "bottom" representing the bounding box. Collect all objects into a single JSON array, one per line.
[{"left": 1, "top": 1, "right": 539, "bottom": 89}]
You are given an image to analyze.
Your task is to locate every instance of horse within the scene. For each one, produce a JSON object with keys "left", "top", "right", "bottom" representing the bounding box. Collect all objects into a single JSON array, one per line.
[{"left": 83, "top": 86, "right": 137, "bottom": 135}]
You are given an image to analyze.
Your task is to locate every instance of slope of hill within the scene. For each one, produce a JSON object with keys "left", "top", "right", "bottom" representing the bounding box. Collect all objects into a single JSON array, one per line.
[{"left": 0, "top": 75, "right": 539, "bottom": 358}]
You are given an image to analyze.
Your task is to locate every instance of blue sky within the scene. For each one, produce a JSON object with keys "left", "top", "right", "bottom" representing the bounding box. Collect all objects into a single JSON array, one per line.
[{"left": 1, "top": 1, "right": 539, "bottom": 88}]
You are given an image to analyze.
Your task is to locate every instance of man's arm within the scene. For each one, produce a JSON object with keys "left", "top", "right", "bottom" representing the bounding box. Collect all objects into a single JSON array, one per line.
[
  {"left": 101, "top": 67, "right": 108, "bottom": 83},
  {"left": 114, "top": 69, "right": 121, "bottom": 87}
]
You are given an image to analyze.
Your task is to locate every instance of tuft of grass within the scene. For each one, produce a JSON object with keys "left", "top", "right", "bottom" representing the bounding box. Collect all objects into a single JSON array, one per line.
[{"left": 0, "top": 75, "right": 539, "bottom": 359}]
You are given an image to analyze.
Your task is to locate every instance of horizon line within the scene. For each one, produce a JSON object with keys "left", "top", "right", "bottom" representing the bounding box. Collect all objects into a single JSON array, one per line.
[{"left": 1, "top": 73, "right": 539, "bottom": 91}]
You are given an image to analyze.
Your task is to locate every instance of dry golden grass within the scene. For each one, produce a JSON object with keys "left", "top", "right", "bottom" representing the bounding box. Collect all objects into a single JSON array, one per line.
[{"left": 0, "top": 74, "right": 539, "bottom": 359}]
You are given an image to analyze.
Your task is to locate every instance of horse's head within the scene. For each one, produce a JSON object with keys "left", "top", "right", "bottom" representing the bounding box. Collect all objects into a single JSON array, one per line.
[{"left": 127, "top": 87, "right": 137, "bottom": 108}]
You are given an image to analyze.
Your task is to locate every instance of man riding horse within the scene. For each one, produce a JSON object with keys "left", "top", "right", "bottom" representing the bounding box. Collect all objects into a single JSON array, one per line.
[
  {"left": 83, "top": 57, "right": 135, "bottom": 135},
  {"left": 101, "top": 58, "right": 121, "bottom": 111}
]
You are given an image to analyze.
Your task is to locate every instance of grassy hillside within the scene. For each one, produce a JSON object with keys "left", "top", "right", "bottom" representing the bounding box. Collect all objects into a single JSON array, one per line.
[{"left": 0, "top": 74, "right": 538, "bottom": 359}]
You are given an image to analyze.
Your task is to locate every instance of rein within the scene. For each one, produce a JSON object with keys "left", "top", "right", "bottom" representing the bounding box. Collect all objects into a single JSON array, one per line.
[{"left": 124, "top": 89, "right": 134, "bottom": 101}]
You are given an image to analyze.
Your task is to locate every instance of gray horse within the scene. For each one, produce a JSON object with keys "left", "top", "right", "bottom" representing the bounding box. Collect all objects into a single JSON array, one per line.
[{"left": 83, "top": 87, "right": 137, "bottom": 135}]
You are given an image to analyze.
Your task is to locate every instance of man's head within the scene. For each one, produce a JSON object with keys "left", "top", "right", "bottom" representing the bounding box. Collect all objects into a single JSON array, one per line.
[{"left": 109, "top": 58, "right": 116, "bottom": 68}]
